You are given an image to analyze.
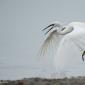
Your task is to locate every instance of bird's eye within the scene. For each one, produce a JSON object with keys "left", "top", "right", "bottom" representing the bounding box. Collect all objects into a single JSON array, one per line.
[{"left": 61, "top": 27, "right": 66, "bottom": 31}]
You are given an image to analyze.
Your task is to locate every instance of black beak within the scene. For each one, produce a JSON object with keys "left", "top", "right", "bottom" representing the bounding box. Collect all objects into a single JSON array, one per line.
[{"left": 42, "top": 24, "right": 55, "bottom": 35}]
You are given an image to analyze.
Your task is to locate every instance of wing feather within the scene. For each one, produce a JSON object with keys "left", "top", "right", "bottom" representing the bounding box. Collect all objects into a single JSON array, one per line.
[
  {"left": 39, "top": 30, "right": 58, "bottom": 56},
  {"left": 68, "top": 29, "right": 85, "bottom": 61}
]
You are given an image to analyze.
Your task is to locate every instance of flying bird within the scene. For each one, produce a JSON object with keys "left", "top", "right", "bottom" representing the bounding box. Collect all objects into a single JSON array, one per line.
[{"left": 40, "top": 22, "right": 85, "bottom": 62}]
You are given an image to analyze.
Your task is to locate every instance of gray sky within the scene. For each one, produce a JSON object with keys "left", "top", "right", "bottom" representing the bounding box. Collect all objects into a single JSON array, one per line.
[{"left": 0, "top": 0, "right": 85, "bottom": 80}]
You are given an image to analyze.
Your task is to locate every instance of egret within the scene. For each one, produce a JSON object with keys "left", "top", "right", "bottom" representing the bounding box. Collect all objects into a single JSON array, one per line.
[{"left": 40, "top": 22, "right": 85, "bottom": 78}]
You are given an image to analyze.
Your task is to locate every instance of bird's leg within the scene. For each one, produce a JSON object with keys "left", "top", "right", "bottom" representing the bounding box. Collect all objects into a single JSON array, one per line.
[
  {"left": 82, "top": 51, "right": 85, "bottom": 61},
  {"left": 73, "top": 40, "right": 85, "bottom": 62}
]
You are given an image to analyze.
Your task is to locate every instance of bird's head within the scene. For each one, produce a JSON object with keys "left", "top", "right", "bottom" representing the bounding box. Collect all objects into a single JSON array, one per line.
[{"left": 43, "top": 22, "right": 73, "bottom": 35}]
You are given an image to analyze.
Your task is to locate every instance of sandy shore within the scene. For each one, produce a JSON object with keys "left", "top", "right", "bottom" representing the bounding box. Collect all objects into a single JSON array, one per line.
[{"left": 0, "top": 76, "right": 85, "bottom": 85}]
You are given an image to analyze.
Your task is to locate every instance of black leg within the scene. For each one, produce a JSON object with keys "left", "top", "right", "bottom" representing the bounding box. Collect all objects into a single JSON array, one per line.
[{"left": 82, "top": 51, "right": 85, "bottom": 61}]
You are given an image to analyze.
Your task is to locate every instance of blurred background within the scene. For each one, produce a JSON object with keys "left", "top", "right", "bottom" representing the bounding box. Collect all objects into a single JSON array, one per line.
[{"left": 0, "top": 0, "right": 85, "bottom": 80}]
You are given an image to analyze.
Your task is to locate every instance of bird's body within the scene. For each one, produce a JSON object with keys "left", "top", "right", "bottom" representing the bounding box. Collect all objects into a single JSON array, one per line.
[{"left": 40, "top": 22, "right": 85, "bottom": 78}]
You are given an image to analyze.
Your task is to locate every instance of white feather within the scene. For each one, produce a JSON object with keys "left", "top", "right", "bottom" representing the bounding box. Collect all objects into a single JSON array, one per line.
[{"left": 40, "top": 22, "right": 85, "bottom": 78}]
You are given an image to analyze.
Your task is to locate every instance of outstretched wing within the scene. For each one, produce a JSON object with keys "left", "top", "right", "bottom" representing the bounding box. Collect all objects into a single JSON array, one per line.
[
  {"left": 39, "top": 30, "right": 62, "bottom": 56},
  {"left": 66, "top": 22, "right": 85, "bottom": 61}
]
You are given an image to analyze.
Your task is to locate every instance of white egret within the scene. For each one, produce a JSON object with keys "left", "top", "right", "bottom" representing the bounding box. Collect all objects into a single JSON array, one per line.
[{"left": 40, "top": 22, "right": 85, "bottom": 78}]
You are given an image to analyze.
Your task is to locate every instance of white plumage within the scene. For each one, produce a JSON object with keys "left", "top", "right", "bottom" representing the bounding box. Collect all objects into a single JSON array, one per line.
[{"left": 40, "top": 22, "right": 85, "bottom": 78}]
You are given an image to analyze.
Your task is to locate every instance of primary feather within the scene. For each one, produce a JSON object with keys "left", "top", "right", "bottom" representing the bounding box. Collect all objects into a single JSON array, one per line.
[{"left": 39, "top": 30, "right": 58, "bottom": 56}]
